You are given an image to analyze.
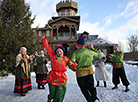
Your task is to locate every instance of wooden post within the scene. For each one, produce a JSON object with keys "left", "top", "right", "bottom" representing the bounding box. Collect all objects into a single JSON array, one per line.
[
  {"left": 57, "top": 25, "right": 59, "bottom": 40},
  {"left": 70, "top": 25, "right": 71, "bottom": 39},
  {"left": 75, "top": 24, "right": 77, "bottom": 40},
  {"left": 50, "top": 26, "right": 53, "bottom": 41}
]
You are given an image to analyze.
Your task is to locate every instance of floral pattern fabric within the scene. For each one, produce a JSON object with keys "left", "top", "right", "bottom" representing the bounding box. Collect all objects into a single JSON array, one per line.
[{"left": 41, "top": 37, "right": 76, "bottom": 86}]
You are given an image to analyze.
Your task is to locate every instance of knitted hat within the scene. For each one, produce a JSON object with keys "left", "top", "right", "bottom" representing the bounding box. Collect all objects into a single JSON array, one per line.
[
  {"left": 74, "top": 36, "right": 86, "bottom": 47},
  {"left": 54, "top": 44, "right": 65, "bottom": 54}
]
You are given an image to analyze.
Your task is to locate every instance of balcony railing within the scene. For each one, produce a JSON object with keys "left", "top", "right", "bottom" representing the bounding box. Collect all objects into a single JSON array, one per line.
[
  {"left": 53, "top": 36, "right": 75, "bottom": 40},
  {"left": 52, "top": 12, "right": 80, "bottom": 17}
]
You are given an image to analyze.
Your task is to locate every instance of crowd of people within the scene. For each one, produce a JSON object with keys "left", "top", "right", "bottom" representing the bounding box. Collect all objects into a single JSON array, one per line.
[{"left": 13, "top": 36, "right": 130, "bottom": 102}]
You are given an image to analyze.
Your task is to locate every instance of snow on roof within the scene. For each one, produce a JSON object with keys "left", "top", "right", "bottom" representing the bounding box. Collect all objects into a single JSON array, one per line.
[{"left": 86, "top": 35, "right": 117, "bottom": 46}]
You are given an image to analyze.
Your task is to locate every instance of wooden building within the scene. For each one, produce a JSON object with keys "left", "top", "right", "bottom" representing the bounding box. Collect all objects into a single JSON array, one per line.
[
  {"left": 79, "top": 31, "right": 117, "bottom": 62},
  {"left": 34, "top": 0, "right": 117, "bottom": 59},
  {"left": 35, "top": 0, "right": 80, "bottom": 58}
]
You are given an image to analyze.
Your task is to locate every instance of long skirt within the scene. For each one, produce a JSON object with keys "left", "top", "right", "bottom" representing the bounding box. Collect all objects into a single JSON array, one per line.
[
  {"left": 14, "top": 77, "right": 32, "bottom": 93},
  {"left": 36, "top": 73, "right": 47, "bottom": 85}
]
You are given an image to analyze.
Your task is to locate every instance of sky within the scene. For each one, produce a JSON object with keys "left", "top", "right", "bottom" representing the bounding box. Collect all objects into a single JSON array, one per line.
[{"left": 25, "top": 0, "right": 138, "bottom": 52}]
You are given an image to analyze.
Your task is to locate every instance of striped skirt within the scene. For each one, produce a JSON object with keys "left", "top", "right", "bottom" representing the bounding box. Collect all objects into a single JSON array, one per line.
[
  {"left": 36, "top": 73, "right": 47, "bottom": 85},
  {"left": 14, "top": 77, "right": 32, "bottom": 93}
]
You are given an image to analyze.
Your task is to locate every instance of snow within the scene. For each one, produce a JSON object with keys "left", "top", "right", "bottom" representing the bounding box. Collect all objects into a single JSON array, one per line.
[
  {"left": 86, "top": 35, "right": 117, "bottom": 46},
  {"left": 0, "top": 62, "right": 138, "bottom": 102}
]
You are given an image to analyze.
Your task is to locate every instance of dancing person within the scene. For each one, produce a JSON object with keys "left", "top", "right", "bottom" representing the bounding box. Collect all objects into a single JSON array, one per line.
[
  {"left": 109, "top": 45, "right": 130, "bottom": 92},
  {"left": 69, "top": 37, "right": 100, "bottom": 102},
  {"left": 41, "top": 37, "right": 76, "bottom": 102}
]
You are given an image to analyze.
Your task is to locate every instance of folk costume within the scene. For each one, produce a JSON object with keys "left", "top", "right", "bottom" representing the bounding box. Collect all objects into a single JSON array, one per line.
[
  {"left": 69, "top": 37, "right": 100, "bottom": 102},
  {"left": 35, "top": 54, "right": 48, "bottom": 89},
  {"left": 33, "top": 51, "right": 38, "bottom": 74},
  {"left": 41, "top": 37, "right": 76, "bottom": 102},
  {"left": 14, "top": 47, "right": 32, "bottom": 96},
  {"left": 94, "top": 51, "right": 109, "bottom": 87},
  {"left": 109, "top": 50, "right": 130, "bottom": 92}
]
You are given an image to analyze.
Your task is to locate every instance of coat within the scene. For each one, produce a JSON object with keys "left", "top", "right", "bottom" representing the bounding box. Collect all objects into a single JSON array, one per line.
[
  {"left": 35, "top": 55, "right": 48, "bottom": 74},
  {"left": 15, "top": 53, "right": 31, "bottom": 78},
  {"left": 70, "top": 47, "right": 99, "bottom": 78},
  {"left": 41, "top": 37, "right": 76, "bottom": 86},
  {"left": 109, "top": 51, "right": 124, "bottom": 68},
  {"left": 94, "top": 52, "right": 109, "bottom": 81}
]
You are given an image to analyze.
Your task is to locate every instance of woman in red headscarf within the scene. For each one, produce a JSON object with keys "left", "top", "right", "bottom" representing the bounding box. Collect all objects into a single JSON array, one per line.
[{"left": 41, "top": 37, "right": 77, "bottom": 102}]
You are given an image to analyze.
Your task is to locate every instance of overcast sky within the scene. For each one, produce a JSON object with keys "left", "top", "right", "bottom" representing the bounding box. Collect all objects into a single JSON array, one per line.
[{"left": 25, "top": 0, "right": 138, "bottom": 52}]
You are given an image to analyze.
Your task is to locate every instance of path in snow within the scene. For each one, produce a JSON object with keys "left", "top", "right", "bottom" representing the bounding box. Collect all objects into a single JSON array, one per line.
[{"left": 0, "top": 63, "right": 138, "bottom": 102}]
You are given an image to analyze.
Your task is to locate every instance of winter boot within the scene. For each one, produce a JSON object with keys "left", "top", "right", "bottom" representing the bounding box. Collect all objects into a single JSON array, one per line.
[
  {"left": 38, "top": 84, "right": 41, "bottom": 89},
  {"left": 104, "top": 81, "right": 107, "bottom": 87},
  {"left": 20, "top": 93, "right": 26, "bottom": 96},
  {"left": 47, "top": 100, "right": 51, "bottom": 102},
  {"left": 112, "top": 85, "right": 118, "bottom": 90},
  {"left": 95, "top": 97, "right": 100, "bottom": 102},
  {"left": 42, "top": 85, "right": 45, "bottom": 89},
  {"left": 96, "top": 81, "right": 99, "bottom": 87},
  {"left": 125, "top": 86, "right": 129, "bottom": 92}
]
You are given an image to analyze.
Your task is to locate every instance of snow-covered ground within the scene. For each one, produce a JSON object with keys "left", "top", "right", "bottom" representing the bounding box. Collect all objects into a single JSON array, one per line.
[{"left": 0, "top": 62, "right": 138, "bottom": 102}]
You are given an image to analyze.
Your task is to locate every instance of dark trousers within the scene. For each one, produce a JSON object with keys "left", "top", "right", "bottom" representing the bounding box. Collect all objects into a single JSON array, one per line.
[
  {"left": 77, "top": 74, "right": 97, "bottom": 102},
  {"left": 112, "top": 67, "right": 130, "bottom": 86}
]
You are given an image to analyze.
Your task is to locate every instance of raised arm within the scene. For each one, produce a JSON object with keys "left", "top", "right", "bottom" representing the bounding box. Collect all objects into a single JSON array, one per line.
[
  {"left": 90, "top": 42, "right": 99, "bottom": 59},
  {"left": 41, "top": 37, "right": 54, "bottom": 58}
]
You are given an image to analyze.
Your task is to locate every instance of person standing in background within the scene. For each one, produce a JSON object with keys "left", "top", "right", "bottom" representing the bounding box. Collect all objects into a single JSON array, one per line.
[
  {"left": 94, "top": 48, "right": 109, "bottom": 87},
  {"left": 35, "top": 50, "right": 48, "bottom": 89},
  {"left": 14, "top": 47, "right": 32, "bottom": 96},
  {"left": 33, "top": 51, "right": 38, "bottom": 74}
]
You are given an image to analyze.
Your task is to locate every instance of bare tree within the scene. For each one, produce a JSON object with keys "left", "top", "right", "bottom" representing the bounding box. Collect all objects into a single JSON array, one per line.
[
  {"left": 127, "top": 34, "right": 138, "bottom": 60},
  {"left": 118, "top": 41, "right": 124, "bottom": 51}
]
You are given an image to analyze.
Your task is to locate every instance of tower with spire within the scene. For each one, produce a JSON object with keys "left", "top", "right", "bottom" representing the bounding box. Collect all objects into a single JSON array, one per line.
[{"left": 35, "top": 0, "right": 80, "bottom": 57}]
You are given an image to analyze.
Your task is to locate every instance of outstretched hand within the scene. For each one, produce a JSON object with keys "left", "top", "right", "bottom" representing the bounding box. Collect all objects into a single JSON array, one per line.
[
  {"left": 90, "top": 42, "right": 93, "bottom": 48},
  {"left": 109, "top": 54, "right": 114, "bottom": 58}
]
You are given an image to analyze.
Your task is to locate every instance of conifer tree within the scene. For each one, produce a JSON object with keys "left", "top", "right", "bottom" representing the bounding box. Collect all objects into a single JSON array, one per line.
[{"left": 0, "top": 0, "right": 36, "bottom": 74}]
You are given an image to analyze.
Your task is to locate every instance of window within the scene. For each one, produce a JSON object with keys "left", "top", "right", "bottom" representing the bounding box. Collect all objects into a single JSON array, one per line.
[
  {"left": 65, "top": 9, "right": 68, "bottom": 16},
  {"left": 59, "top": 33, "right": 62, "bottom": 36},
  {"left": 46, "top": 30, "right": 50, "bottom": 37},
  {"left": 65, "top": 32, "right": 69, "bottom": 37},
  {"left": 38, "top": 30, "right": 42, "bottom": 37},
  {"left": 72, "top": 10, "right": 74, "bottom": 16},
  {"left": 59, "top": 11, "right": 61, "bottom": 16},
  {"left": 71, "top": 32, "right": 74, "bottom": 36},
  {"left": 63, "top": 33, "right": 66, "bottom": 37},
  {"left": 102, "top": 49, "right": 107, "bottom": 56}
]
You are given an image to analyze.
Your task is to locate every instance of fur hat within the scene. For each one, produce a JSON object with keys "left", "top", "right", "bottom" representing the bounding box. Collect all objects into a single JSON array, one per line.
[
  {"left": 54, "top": 44, "right": 65, "bottom": 54},
  {"left": 74, "top": 36, "right": 86, "bottom": 47}
]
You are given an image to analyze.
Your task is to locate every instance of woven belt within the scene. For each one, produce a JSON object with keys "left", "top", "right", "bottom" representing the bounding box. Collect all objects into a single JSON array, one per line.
[{"left": 80, "top": 66, "right": 89, "bottom": 68}]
